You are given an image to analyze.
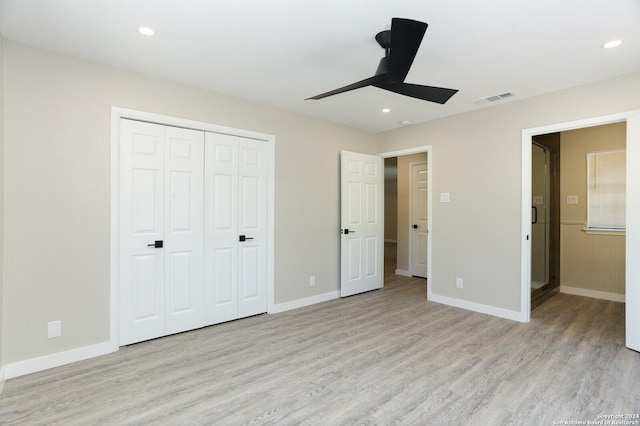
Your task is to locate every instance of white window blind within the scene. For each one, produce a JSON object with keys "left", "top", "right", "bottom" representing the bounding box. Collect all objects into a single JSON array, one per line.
[{"left": 587, "top": 149, "right": 626, "bottom": 230}]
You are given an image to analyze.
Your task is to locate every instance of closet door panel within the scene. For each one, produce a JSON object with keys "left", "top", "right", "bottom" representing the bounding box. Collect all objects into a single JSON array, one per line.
[
  {"left": 164, "top": 126, "right": 205, "bottom": 334},
  {"left": 238, "top": 138, "right": 268, "bottom": 317},
  {"left": 120, "top": 120, "right": 166, "bottom": 345},
  {"left": 205, "top": 133, "right": 239, "bottom": 324}
]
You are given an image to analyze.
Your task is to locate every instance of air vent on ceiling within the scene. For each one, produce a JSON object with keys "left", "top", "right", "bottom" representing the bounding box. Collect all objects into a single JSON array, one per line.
[{"left": 473, "top": 92, "right": 514, "bottom": 105}]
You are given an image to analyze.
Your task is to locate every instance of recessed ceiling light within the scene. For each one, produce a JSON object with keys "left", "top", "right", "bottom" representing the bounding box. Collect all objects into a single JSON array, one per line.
[
  {"left": 603, "top": 39, "right": 622, "bottom": 49},
  {"left": 138, "top": 27, "right": 155, "bottom": 36},
  {"left": 382, "top": 108, "right": 391, "bottom": 113}
]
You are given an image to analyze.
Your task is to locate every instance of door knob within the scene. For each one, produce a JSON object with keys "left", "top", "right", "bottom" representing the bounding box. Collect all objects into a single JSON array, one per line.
[
  {"left": 239, "top": 235, "right": 254, "bottom": 242},
  {"left": 342, "top": 229, "right": 356, "bottom": 234},
  {"left": 412, "top": 224, "right": 419, "bottom": 229},
  {"left": 147, "top": 240, "right": 163, "bottom": 248}
]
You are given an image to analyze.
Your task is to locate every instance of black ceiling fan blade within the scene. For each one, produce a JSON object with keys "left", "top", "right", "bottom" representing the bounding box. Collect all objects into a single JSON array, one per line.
[
  {"left": 388, "top": 18, "right": 428, "bottom": 83},
  {"left": 305, "top": 17, "right": 457, "bottom": 103},
  {"left": 306, "top": 75, "right": 384, "bottom": 100},
  {"left": 374, "top": 81, "right": 458, "bottom": 104}
]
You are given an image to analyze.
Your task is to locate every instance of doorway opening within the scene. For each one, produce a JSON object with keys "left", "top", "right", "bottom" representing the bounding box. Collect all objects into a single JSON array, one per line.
[
  {"left": 521, "top": 112, "right": 639, "bottom": 342},
  {"left": 530, "top": 124, "right": 626, "bottom": 312},
  {"left": 381, "top": 148, "right": 430, "bottom": 292}
]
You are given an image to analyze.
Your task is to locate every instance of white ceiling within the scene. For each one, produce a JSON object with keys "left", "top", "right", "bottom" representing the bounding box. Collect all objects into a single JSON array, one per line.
[{"left": 1, "top": 0, "right": 639, "bottom": 132}]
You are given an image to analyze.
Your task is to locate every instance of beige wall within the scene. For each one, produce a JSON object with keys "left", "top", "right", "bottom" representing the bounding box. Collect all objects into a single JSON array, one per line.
[
  {"left": 384, "top": 158, "right": 397, "bottom": 242},
  {"left": 2, "top": 38, "right": 640, "bottom": 369},
  {"left": 378, "top": 71, "right": 640, "bottom": 312},
  {"left": 396, "top": 153, "right": 427, "bottom": 272},
  {"left": 560, "top": 123, "right": 626, "bottom": 295},
  {"left": 1, "top": 41, "right": 376, "bottom": 365}
]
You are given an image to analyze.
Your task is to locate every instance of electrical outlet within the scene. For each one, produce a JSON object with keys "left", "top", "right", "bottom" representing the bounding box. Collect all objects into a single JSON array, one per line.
[
  {"left": 456, "top": 278, "right": 464, "bottom": 289},
  {"left": 309, "top": 275, "right": 316, "bottom": 286},
  {"left": 47, "top": 320, "right": 62, "bottom": 338}
]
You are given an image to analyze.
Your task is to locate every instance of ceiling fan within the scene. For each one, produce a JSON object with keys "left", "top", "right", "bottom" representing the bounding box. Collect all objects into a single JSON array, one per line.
[{"left": 307, "top": 18, "right": 458, "bottom": 104}]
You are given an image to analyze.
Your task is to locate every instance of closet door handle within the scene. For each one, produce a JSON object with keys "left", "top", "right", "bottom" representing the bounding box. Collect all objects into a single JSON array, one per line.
[
  {"left": 147, "top": 240, "right": 163, "bottom": 248},
  {"left": 532, "top": 206, "right": 538, "bottom": 224},
  {"left": 239, "top": 235, "right": 254, "bottom": 242}
]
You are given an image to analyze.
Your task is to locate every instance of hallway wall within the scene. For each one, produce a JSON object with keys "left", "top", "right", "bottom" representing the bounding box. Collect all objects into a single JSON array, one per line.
[{"left": 384, "top": 157, "right": 398, "bottom": 242}]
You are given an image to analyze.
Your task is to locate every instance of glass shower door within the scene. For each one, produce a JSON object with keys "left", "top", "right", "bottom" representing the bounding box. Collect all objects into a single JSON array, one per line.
[{"left": 531, "top": 144, "right": 550, "bottom": 291}]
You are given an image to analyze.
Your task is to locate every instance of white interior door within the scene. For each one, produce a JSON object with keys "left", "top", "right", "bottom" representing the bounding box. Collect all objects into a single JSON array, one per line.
[
  {"left": 340, "top": 151, "right": 384, "bottom": 297},
  {"left": 205, "top": 133, "right": 268, "bottom": 324},
  {"left": 120, "top": 119, "right": 205, "bottom": 345},
  {"left": 626, "top": 113, "right": 640, "bottom": 352},
  {"left": 410, "top": 162, "right": 428, "bottom": 278}
]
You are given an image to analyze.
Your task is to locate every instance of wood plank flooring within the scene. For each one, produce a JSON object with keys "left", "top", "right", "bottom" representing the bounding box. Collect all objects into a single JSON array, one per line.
[{"left": 1, "top": 276, "right": 639, "bottom": 425}]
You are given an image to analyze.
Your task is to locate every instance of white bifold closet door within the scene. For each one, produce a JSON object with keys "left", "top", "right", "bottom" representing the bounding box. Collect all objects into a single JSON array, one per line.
[
  {"left": 119, "top": 120, "right": 268, "bottom": 346},
  {"left": 204, "top": 132, "right": 268, "bottom": 324},
  {"left": 119, "top": 119, "right": 205, "bottom": 345}
]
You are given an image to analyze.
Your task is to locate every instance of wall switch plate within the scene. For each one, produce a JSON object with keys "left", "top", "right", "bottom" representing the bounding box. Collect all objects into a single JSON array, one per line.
[
  {"left": 567, "top": 195, "right": 579, "bottom": 205},
  {"left": 47, "top": 320, "right": 62, "bottom": 338},
  {"left": 309, "top": 275, "right": 316, "bottom": 287},
  {"left": 440, "top": 192, "right": 451, "bottom": 203},
  {"left": 456, "top": 278, "right": 464, "bottom": 289}
]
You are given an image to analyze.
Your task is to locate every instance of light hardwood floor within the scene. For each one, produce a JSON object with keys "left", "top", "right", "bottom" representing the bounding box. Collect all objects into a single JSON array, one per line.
[{"left": 1, "top": 275, "right": 638, "bottom": 425}]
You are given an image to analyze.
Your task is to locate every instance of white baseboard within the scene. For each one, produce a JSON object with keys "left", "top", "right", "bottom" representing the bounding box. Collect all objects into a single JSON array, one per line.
[
  {"left": 560, "top": 286, "right": 625, "bottom": 303},
  {"left": 384, "top": 239, "right": 397, "bottom": 243},
  {"left": 270, "top": 290, "right": 340, "bottom": 314},
  {"left": 429, "top": 292, "right": 526, "bottom": 322},
  {"left": 3, "top": 341, "right": 117, "bottom": 380},
  {"left": 395, "top": 269, "right": 411, "bottom": 277}
]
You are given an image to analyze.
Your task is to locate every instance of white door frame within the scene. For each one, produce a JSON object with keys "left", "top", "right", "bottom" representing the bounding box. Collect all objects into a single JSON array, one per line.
[
  {"left": 110, "top": 107, "right": 275, "bottom": 349},
  {"left": 521, "top": 111, "right": 640, "bottom": 351},
  {"left": 379, "top": 146, "right": 432, "bottom": 298}
]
